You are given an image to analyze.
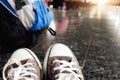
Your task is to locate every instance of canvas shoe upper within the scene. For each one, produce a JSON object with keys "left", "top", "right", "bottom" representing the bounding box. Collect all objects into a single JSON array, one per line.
[
  {"left": 43, "top": 43, "right": 84, "bottom": 80},
  {"left": 2, "top": 48, "right": 42, "bottom": 80}
]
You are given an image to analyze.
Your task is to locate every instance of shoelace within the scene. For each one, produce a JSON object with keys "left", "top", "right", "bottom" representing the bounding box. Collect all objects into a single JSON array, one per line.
[
  {"left": 7, "top": 59, "right": 38, "bottom": 80},
  {"left": 53, "top": 59, "right": 83, "bottom": 80}
]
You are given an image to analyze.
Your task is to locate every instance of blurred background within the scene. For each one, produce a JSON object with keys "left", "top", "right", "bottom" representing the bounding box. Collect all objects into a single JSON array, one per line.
[
  {"left": 47, "top": 0, "right": 120, "bottom": 9},
  {"left": 1, "top": 0, "right": 120, "bottom": 80}
]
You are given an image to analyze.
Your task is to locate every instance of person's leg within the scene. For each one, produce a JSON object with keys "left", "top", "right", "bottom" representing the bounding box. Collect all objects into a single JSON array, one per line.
[
  {"left": 43, "top": 43, "right": 84, "bottom": 80},
  {"left": 2, "top": 48, "right": 42, "bottom": 80},
  {"left": 0, "top": 2, "right": 35, "bottom": 52}
]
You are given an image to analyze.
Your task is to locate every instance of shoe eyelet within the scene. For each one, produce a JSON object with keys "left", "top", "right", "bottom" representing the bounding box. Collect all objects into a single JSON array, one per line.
[
  {"left": 69, "top": 59, "right": 72, "bottom": 62},
  {"left": 60, "top": 63, "right": 63, "bottom": 65},
  {"left": 52, "top": 70, "right": 55, "bottom": 73},
  {"left": 52, "top": 62, "right": 54, "bottom": 64},
  {"left": 79, "top": 77, "right": 81, "bottom": 80},
  {"left": 53, "top": 77, "right": 56, "bottom": 80}
]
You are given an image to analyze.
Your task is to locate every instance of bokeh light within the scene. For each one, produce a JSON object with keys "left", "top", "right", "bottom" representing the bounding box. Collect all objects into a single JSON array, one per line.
[{"left": 89, "top": 0, "right": 110, "bottom": 5}]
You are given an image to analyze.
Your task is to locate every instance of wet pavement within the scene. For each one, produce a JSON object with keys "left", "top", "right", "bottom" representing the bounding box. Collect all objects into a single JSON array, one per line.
[{"left": 1, "top": 5, "right": 120, "bottom": 80}]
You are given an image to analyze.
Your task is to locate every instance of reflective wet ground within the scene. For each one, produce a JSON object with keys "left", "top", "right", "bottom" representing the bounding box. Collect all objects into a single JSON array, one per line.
[{"left": 1, "top": 5, "right": 120, "bottom": 80}]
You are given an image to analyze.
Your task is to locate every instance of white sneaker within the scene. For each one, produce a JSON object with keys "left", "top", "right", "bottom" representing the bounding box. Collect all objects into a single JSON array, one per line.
[
  {"left": 2, "top": 48, "right": 42, "bottom": 80},
  {"left": 43, "top": 43, "right": 84, "bottom": 80}
]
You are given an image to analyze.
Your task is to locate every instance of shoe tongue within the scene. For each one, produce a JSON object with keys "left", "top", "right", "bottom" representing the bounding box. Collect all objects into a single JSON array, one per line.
[
  {"left": 50, "top": 56, "right": 73, "bottom": 68},
  {"left": 53, "top": 56, "right": 72, "bottom": 62},
  {"left": 7, "top": 59, "right": 29, "bottom": 70},
  {"left": 21, "top": 59, "right": 29, "bottom": 64}
]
